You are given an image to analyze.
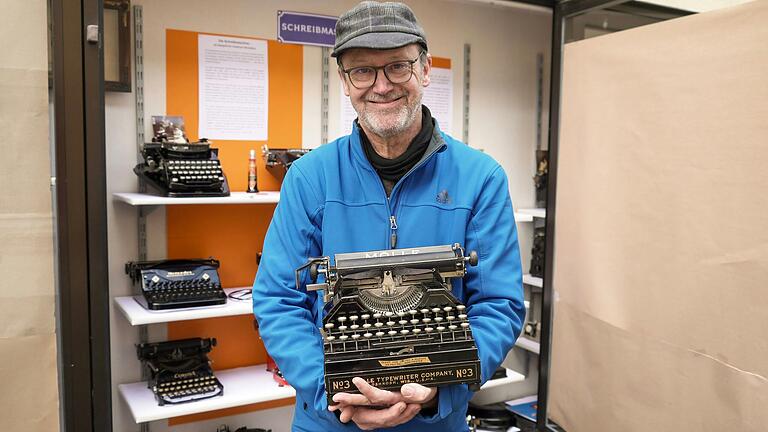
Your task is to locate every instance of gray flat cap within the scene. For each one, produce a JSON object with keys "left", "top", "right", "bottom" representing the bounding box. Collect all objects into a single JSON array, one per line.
[{"left": 332, "top": 1, "right": 428, "bottom": 58}]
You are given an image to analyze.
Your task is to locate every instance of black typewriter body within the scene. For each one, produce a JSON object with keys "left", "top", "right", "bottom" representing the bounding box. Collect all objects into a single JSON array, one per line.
[
  {"left": 297, "top": 244, "right": 482, "bottom": 403},
  {"left": 261, "top": 144, "right": 310, "bottom": 172},
  {"left": 134, "top": 139, "right": 230, "bottom": 197},
  {"left": 137, "top": 337, "right": 224, "bottom": 406},
  {"left": 125, "top": 258, "right": 227, "bottom": 311}
]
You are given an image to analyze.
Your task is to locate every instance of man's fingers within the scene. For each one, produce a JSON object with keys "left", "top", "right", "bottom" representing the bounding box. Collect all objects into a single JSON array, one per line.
[
  {"left": 352, "top": 377, "right": 401, "bottom": 406},
  {"left": 399, "top": 403, "right": 423, "bottom": 423},
  {"left": 400, "top": 383, "right": 437, "bottom": 404},
  {"left": 339, "top": 405, "right": 356, "bottom": 423},
  {"left": 332, "top": 392, "right": 371, "bottom": 406},
  {"left": 352, "top": 401, "right": 407, "bottom": 427}
]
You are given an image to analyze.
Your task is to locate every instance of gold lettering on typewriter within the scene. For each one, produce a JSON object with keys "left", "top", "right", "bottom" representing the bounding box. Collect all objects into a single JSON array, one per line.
[
  {"left": 166, "top": 270, "right": 195, "bottom": 277},
  {"left": 378, "top": 356, "right": 432, "bottom": 368},
  {"left": 173, "top": 371, "right": 197, "bottom": 379},
  {"left": 331, "top": 379, "right": 352, "bottom": 391}
]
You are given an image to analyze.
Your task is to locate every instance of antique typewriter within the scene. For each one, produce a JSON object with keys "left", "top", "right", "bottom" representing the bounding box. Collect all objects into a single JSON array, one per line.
[
  {"left": 125, "top": 258, "right": 227, "bottom": 311},
  {"left": 134, "top": 137, "right": 230, "bottom": 197},
  {"left": 261, "top": 144, "right": 310, "bottom": 172},
  {"left": 137, "top": 337, "right": 224, "bottom": 406},
  {"left": 296, "top": 244, "right": 482, "bottom": 403}
]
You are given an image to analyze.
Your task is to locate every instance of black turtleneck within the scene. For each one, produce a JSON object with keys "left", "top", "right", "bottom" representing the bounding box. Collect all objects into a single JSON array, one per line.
[{"left": 360, "top": 106, "right": 434, "bottom": 195}]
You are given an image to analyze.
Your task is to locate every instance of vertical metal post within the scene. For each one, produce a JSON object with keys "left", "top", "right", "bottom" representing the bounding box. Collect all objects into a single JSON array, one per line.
[
  {"left": 462, "top": 43, "right": 471, "bottom": 145},
  {"left": 536, "top": 52, "right": 544, "bottom": 150},
  {"left": 321, "top": 47, "right": 330, "bottom": 145},
  {"left": 536, "top": 4, "right": 564, "bottom": 431},
  {"left": 133, "top": 6, "right": 150, "bottom": 431}
]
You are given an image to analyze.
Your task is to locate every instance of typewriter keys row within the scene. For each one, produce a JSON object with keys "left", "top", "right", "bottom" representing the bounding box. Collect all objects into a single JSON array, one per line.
[{"left": 322, "top": 306, "right": 472, "bottom": 352}]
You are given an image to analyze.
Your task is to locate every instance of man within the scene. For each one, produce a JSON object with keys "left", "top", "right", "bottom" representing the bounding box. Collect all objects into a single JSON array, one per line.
[{"left": 253, "top": 2, "right": 525, "bottom": 430}]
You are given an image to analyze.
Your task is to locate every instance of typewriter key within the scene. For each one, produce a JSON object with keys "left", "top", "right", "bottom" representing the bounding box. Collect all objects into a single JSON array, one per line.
[
  {"left": 362, "top": 323, "right": 372, "bottom": 329},
  {"left": 410, "top": 319, "right": 419, "bottom": 325},
  {"left": 338, "top": 316, "right": 347, "bottom": 323},
  {"left": 374, "top": 322, "right": 384, "bottom": 328},
  {"left": 363, "top": 332, "right": 373, "bottom": 338},
  {"left": 388, "top": 330, "right": 397, "bottom": 336},
  {"left": 375, "top": 331, "right": 385, "bottom": 337},
  {"left": 386, "top": 321, "right": 396, "bottom": 326},
  {"left": 420, "top": 308, "right": 430, "bottom": 314},
  {"left": 338, "top": 325, "right": 348, "bottom": 331},
  {"left": 361, "top": 314, "right": 370, "bottom": 320},
  {"left": 459, "top": 314, "right": 468, "bottom": 320},
  {"left": 350, "top": 315, "right": 359, "bottom": 321},
  {"left": 432, "top": 307, "right": 441, "bottom": 313},
  {"left": 457, "top": 305, "right": 466, "bottom": 311},
  {"left": 400, "top": 329, "right": 410, "bottom": 335},
  {"left": 398, "top": 320, "right": 408, "bottom": 325},
  {"left": 350, "top": 324, "right": 359, "bottom": 330}
]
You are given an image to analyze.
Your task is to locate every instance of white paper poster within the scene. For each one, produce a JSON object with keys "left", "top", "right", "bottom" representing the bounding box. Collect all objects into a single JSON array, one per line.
[
  {"left": 422, "top": 66, "right": 452, "bottom": 135},
  {"left": 338, "top": 64, "right": 453, "bottom": 138},
  {"left": 198, "top": 35, "right": 268, "bottom": 141}
]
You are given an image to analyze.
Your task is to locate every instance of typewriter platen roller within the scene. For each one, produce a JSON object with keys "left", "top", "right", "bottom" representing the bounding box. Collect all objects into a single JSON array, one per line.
[{"left": 296, "top": 244, "right": 481, "bottom": 403}]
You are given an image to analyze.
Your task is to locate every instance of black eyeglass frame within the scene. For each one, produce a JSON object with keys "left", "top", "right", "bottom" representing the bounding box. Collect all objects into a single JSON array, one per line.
[{"left": 340, "top": 51, "right": 426, "bottom": 90}]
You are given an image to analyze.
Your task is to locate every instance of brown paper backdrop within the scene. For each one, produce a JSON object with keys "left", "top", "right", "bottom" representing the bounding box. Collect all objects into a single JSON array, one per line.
[{"left": 551, "top": 2, "right": 768, "bottom": 431}]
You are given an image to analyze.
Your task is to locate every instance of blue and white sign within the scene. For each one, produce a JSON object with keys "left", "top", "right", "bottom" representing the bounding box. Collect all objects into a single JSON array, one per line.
[{"left": 277, "top": 11, "right": 338, "bottom": 48}]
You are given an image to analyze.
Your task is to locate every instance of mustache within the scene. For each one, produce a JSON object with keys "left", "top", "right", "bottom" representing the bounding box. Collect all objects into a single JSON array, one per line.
[{"left": 366, "top": 93, "right": 406, "bottom": 103}]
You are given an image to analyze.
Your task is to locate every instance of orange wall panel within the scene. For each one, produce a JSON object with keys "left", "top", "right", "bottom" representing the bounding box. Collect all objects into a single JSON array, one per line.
[{"left": 164, "top": 29, "right": 302, "bottom": 424}]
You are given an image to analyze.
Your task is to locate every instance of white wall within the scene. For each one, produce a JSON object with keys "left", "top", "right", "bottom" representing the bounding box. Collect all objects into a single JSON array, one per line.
[{"left": 107, "top": 1, "right": 550, "bottom": 430}]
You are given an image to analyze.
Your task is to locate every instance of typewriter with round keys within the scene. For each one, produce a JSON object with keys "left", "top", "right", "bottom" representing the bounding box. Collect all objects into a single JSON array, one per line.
[
  {"left": 136, "top": 337, "right": 224, "bottom": 406},
  {"left": 295, "top": 244, "right": 482, "bottom": 403}
]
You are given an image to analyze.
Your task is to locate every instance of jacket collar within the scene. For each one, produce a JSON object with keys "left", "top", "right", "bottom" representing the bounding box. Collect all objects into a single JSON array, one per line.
[{"left": 349, "top": 111, "right": 448, "bottom": 173}]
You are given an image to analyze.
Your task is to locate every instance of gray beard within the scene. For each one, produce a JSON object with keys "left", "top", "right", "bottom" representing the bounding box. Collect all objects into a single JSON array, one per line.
[{"left": 356, "top": 86, "right": 423, "bottom": 138}]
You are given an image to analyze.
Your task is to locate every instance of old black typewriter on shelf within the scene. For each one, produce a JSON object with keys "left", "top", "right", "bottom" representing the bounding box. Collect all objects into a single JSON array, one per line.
[
  {"left": 125, "top": 258, "right": 227, "bottom": 311},
  {"left": 134, "top": 137, "right": 230, "bottom": 197},
  {"left": 261, "top": 144, "right": 310, "bottom": 172},
  {"left": 137, "top": 337, "right": 224, "bottom": 406},
  {"left": 296, "top": 244, "right": 482, "bottom": 403}
]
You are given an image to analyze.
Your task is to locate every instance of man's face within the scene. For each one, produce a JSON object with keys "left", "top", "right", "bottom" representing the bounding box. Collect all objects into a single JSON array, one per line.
[{"left": 339, "top": 44, "right": 431, "bottom": 138}]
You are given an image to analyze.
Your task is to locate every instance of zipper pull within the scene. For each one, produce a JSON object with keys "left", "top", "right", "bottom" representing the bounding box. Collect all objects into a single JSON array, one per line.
[{"left": 390, "top": 216, "right": 398, "bottom": 249}]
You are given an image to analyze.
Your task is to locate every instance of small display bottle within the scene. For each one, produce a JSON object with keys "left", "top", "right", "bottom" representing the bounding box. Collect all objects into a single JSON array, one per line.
[{"left": 247, "top": 149, "right": 259, "bottom": 193}]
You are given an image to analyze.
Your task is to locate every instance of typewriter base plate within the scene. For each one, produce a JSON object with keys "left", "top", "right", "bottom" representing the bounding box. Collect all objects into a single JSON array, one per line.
[{"left": 326, "top": 360, "right": 480, "bottom": 403}]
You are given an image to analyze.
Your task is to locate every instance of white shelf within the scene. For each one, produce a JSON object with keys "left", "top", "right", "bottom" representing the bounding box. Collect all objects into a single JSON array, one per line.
[
  {"left": 114, "top": 287, "right": 252, "bottom": 326},
  {"left": 119, "top": 364, "right": 295, "bottom": 423},
  {"left": 523, "top": 274, "right": 543, "bottom": 288},
  {"left": 514, "top": 212, "right": 533, "bottom": 223},
  {"left": 515, "top": 337, "right": 540, "bottom": 354},
  {"left": 517, "top": 208, "right": 546, "bottom": 219},
  {"left": 479, "top": 368, "right": 526, "bottom": 390},
  {"left": 113, "top": 191, "right": 280, "bottom": 206}
]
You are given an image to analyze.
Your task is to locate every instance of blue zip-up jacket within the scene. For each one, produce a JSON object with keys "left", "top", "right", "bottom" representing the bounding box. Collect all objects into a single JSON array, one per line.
[{"left": 253, "top": 121, "right": 525, "bottom": 431}]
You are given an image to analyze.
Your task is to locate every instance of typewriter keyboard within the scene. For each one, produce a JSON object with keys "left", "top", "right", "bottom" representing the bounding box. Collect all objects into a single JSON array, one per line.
[
  {"left": 146, "top": 281, "right": 224, "bottom": 302},
  {"left": 166, "top": 160, "right": 224, "bottom": 185},
  {"left": 322, "top": 305, "right": 470, "bottom": 353},
  {"left": 153, "top": 373, "right": 223, "bottom": 405}
]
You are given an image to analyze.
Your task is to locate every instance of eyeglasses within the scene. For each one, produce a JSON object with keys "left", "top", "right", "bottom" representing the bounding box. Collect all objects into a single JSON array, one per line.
[{"left": 341, "top": 52, "right": 424, "bottom": 89}]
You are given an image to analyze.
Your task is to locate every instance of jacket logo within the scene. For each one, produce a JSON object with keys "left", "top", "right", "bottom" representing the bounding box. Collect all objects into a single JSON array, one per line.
[{"left": 436, "top": 189, "right": 451, "bottom": 204}]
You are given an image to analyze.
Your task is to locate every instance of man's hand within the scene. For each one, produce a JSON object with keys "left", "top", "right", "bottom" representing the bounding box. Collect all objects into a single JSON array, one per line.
[{"left": 328, "top": 378, "right": 437, "bottom": 430}]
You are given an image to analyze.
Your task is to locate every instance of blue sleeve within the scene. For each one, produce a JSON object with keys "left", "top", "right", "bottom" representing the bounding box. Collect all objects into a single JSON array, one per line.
[
  {"left": 420, "top": 164, "right": 526, "bottom": 423},
  {"left": 252, "top": 164, "right": 337, "bottom": 422}
]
